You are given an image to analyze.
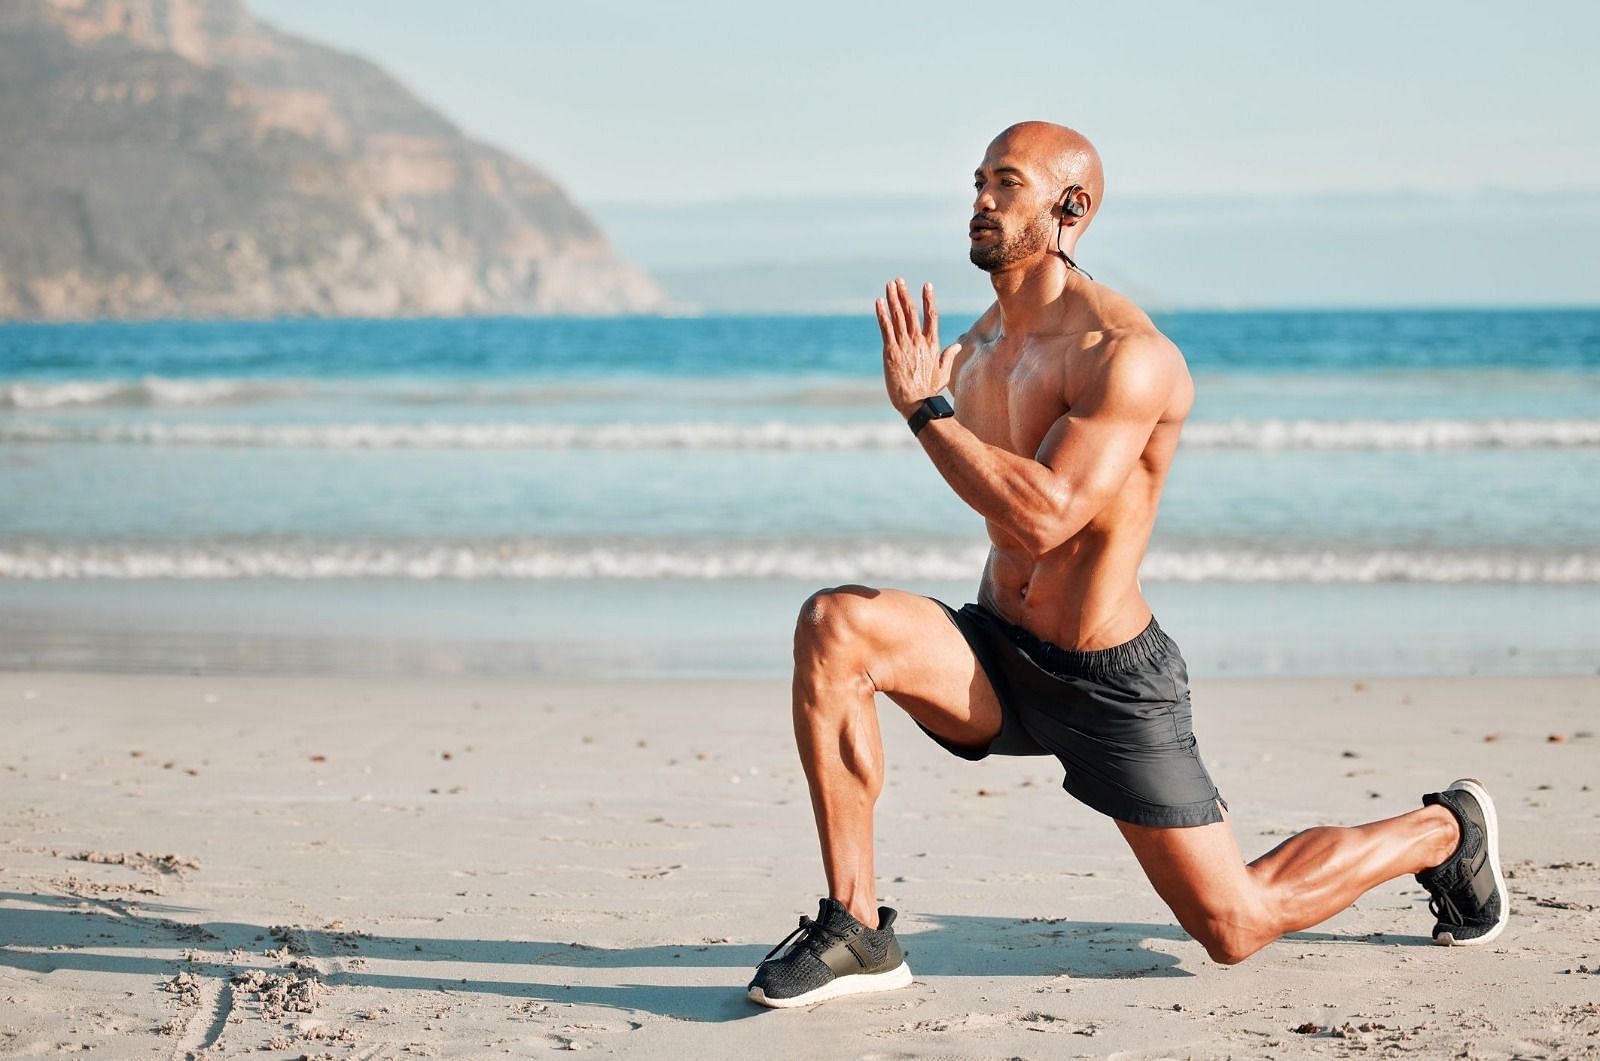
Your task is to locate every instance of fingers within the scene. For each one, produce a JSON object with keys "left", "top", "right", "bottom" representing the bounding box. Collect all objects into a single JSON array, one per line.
[
  {"left": 896, "top": 279, "right": 918, "bottom": 336},
  {"left": 885, "top": 281, "right": 909, "bottom": 340},
  {"left": 879, "top": 279, "right": 937, "bottom": 347}
]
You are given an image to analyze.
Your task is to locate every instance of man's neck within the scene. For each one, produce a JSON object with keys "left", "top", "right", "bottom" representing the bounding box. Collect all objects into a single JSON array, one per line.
[{"left": 988, "top": 253, "right": 1083, "bottom": 337}]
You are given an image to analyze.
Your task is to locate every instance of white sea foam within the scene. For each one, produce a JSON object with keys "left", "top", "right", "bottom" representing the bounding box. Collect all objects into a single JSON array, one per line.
[
  {"left": 1, "top": 542, "right": 1595, "bottom": 583},
  {"left": 0, "top": 377, "right": 302, "bottom": 409},
  {"left": 4, "top": 418, "right": 1599, "bottom": 450},
  {"left": 0, "top": 380, "right": 128, "bottom": 409},
  {"left": 0, "top": 376, "right": 885, "bottom": 410},
  {"left": 1184, "top": 418, "right": 1600, "bottom": 450},
  {"left": 0, "top": 420, "right": 914, "bottom": 449}
]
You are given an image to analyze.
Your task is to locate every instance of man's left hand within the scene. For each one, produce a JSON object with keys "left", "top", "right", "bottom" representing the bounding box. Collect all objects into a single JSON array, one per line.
[{"left": 876, "top": 278, "right": 961, "bottom": 418}]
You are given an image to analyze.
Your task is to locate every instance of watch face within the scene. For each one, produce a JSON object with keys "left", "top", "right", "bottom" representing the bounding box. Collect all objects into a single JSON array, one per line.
[{"left": 908, "top": 395, "right": 953, "bottom": 435}]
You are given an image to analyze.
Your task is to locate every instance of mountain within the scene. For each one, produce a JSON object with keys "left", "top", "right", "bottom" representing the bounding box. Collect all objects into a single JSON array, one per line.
[{"left": 0, "top": 0, "right": 667, "bottom": 320}]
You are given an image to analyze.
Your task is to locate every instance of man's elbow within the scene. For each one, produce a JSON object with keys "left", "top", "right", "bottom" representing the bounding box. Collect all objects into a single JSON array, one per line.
[
  {"left": 1012, "top": 518, "right": 1074, "bottom": 558},
  {"left": 1011, "top": 492, "right": 1085, "bottom": 557}
]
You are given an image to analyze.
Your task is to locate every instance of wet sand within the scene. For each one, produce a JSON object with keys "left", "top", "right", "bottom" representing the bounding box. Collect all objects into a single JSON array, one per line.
[{"left": 2, "top": 671, "right": 1597, "bottom": 1058}]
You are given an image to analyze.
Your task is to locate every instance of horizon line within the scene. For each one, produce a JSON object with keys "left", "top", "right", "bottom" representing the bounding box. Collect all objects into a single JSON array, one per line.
[
  {"left": 590, "top": 186, "right": 1600, "bottom": 210},
  {"left": 3, "top": 304, "right": 1600, "bottom": 328}
]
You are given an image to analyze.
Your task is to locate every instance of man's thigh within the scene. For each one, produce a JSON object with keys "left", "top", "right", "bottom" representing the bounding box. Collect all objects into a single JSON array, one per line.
[
  {"left": 808, "top": 585, "right": 1003, "bottom": 752},
  {"left": 1116, "top": 811, "right": 1259, "bottom": 938}
]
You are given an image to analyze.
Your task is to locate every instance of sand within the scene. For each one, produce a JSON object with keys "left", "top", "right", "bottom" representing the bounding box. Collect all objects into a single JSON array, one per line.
[{"left": 1, "top": 670, "right": 1597, "bottom": 1058}]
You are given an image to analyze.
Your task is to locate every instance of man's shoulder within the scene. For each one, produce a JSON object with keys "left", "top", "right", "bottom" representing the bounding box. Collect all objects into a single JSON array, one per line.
[
  {"left": 1094, "top": 323, "right": 1182, "bottom": 370},
  {"left": 1079, "top": 279, "right": 1166, "bottom": 339},
  {"left": 1067, "top": 289, "right": 1190, "bottom": 412},
  {"left": 1074, "top": 284, "right": 1182, "bottom": 367}
]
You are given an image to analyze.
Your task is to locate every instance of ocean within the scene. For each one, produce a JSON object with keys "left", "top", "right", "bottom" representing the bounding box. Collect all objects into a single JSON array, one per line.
[{"left": 2, "top": 310, "right": 1596, "bottom": 678}]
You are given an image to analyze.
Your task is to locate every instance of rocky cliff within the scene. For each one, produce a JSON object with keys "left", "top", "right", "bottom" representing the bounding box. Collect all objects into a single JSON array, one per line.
[{"left": 0, "top": 0, "right": 668, "bottom": 319}]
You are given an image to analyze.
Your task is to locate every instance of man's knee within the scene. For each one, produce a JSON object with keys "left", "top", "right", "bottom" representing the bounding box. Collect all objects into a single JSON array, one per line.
[
  {"left": 795, "top": 585, "right": 879, "bottom": 650},
  {"left": 793, "top": 586, "right": 889, "bottom": 701},
  {"left": 1187, "top": 907, "right": 1271, "bottom": 966},
  {"left": 1197, "top": 925, "right": 1258, "bottom": 966}
]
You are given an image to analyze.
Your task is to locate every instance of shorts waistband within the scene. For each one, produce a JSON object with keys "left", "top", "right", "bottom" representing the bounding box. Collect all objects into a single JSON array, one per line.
[{"left": 991, "top": 611, "right": 1174, "bottom": 679}]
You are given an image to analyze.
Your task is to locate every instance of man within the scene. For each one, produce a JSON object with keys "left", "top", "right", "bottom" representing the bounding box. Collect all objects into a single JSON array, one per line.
[{"left": 746, "top": 122, "right": 1508, "bottom": 1009}]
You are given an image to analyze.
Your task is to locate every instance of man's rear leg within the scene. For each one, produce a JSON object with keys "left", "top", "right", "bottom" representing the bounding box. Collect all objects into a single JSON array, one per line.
[
  {"left": 1118, "top": 804, "right": 1461, "bottom": 964},
  {"left": 791, "top": 585, "right": 1003, "bottom": 928}
]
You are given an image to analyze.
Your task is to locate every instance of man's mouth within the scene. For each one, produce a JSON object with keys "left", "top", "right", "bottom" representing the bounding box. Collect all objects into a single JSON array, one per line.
[{"left": 969, "top": 218, "right": 999, "bottom": 239}]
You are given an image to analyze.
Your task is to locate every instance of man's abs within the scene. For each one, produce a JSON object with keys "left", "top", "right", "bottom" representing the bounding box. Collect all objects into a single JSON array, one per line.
[{"left": 976, "top": 528, "right": 1155, "bottom": 652}]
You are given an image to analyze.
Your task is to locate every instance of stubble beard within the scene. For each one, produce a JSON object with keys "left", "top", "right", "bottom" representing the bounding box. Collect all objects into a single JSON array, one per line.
[{"left": 969, "top": 212, "right": 1054, "bottom": 273}]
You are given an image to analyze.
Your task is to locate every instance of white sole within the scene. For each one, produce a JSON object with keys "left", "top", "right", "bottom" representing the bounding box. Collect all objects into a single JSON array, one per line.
[
  {"left": 1433, "top": 777, "right": 1510, "bottom": 946},
  {"left": 747, "top": 961, "right": 913, "bottom": 1009}
]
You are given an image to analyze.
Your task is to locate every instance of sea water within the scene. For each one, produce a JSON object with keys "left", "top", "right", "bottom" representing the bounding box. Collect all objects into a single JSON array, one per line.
[{"left": 1, "top": 310, "right": 1596, "bottom": 677}]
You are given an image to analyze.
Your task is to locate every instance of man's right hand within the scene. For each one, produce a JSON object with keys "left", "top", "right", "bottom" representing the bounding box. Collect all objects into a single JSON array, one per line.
[{"left": 875, "top": 278, "right": 962, "bottom": 418}]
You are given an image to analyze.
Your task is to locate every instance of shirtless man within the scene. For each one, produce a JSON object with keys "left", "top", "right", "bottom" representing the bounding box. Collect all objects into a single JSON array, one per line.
[{"left": 746, "top": 122, "right": 1509, "bottom": 1009}]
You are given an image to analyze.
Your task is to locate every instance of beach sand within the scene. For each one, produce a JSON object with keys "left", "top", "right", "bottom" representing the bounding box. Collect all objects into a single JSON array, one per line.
[{"left": 1, "top": 670, "right": 1597, "bottom": 1058}]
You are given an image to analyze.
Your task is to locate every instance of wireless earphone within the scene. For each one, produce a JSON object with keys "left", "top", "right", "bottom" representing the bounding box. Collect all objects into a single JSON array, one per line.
[
  {"left": 1055, "top": 183, "right": 1092, "bottom": 280},
  {"left": 1061, "top": 184, "right": 1087, "bottom": 219}
]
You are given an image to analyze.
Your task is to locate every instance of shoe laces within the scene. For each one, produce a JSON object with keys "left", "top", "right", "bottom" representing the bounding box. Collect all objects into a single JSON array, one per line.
[
  {"left": 761, "top": 914, "right": 844, "bottom": 964},
  {"left": 1428, "top": 889, "right": 1465, "bottom": 925}
]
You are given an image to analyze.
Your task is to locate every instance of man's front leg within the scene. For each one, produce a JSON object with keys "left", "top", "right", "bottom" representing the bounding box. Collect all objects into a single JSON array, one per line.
[
  {"left": 792, "top": 587, "right": 887, "bottom": 929},
  {"left": 751, "top": 586, "right": 1005, "bottom": 1008},
  {"left": 787, "top": 585, "right": 1006, "bottom": 929}
]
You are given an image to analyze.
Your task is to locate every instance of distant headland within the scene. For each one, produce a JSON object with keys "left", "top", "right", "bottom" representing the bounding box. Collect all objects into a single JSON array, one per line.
[{"left": 0, "top": 0, "right": 669, "bottom": 320}]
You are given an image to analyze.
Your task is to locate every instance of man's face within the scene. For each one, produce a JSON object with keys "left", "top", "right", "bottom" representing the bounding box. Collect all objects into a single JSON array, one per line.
[{"left": 968, "top": 143, "right": 1056, "bottom": 273}]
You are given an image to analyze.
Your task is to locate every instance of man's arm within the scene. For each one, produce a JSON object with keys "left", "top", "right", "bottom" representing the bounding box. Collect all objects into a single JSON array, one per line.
[
  {"left": 917, "top": 346, "right": 1172, "bottom": 556},
  {"left": 876, "top": 278, "right": 1173, "bottom": 557}
]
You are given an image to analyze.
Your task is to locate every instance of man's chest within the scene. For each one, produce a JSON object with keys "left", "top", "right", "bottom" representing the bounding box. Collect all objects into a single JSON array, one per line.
[{"left": 951, "top": 342, "right": 1073, "bottom": 456}]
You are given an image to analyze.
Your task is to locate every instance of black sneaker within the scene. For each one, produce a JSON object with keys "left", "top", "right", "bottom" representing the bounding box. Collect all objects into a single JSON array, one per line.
[
  {"left": 747, "top": 898, "right": 912, "bottom": 1008},
  {"left": 1415, "top": 778, "right": 1509, "bottom": 946}
]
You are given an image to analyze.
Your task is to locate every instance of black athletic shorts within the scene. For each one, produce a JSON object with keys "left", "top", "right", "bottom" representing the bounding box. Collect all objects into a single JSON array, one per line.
[{"left": 920, "top": 600, "right": 1226, "bottom": 829}]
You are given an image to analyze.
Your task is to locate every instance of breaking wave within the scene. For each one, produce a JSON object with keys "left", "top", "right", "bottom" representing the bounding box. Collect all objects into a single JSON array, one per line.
[
  {"left": 0, "top": 420, "right": 912, "bottom": 449},
  {"left": 1185, "top": 418, "right": 1600, "bottom": 450},
  {"left": 4, "top": 418, "right": 1599, "bottom": 450},
  {"left": 0, "top": 376, "right": 886, "bottom": 410},
  {"left": 0, "top": 378, "right": 304, "bottom": 409},
  {"left": 2, "top": 541, "right": 1595, "bottom": 583}
]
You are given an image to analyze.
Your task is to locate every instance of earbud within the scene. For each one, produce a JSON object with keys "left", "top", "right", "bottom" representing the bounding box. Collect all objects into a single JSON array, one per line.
[
  {"left": 1053, "top": 183, "right": 1094, "bottom": 280},
  {"left": 1061, "top": 184, "right": 1087, "bottom": 219}
]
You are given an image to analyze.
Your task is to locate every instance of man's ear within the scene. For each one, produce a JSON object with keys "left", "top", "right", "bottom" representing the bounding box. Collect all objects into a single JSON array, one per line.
[{"left": 1059, "top": 184, "right": 1089, "bottom": 225}]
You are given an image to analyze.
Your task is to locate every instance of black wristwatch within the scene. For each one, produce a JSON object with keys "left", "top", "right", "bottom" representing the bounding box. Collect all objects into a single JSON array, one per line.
[{"left": 906, "top": 394, "right": 955, "bottom": 436}]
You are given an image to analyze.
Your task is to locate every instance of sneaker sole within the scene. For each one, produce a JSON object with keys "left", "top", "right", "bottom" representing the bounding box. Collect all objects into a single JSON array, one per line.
[
  {"left": 747, "top": 961, "right": 913, "bottom": 1009},
  {"left": 1434, "top": 777, "right": 1509, "bottom": 947}
]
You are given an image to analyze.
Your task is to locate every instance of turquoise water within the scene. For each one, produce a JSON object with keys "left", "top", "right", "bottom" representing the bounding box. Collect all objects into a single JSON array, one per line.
[{"left": 2, "top": 311, "right": 1597, "bottom": 675}]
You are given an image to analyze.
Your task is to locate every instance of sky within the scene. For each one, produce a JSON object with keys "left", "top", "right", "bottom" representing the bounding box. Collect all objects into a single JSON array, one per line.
[{"left": 251, "top": 0, "right": 1598, "bottom": 208}]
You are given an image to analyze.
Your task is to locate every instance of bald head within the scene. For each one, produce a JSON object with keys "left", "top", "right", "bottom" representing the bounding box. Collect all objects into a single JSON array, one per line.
[{"left": 988, "top": 121, "right": 1104, "bottom": 222}]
